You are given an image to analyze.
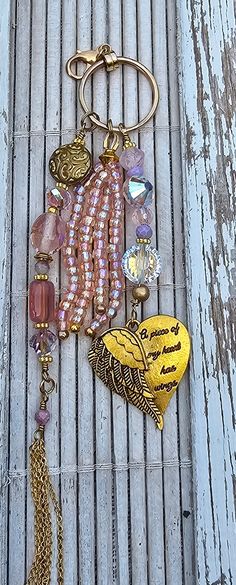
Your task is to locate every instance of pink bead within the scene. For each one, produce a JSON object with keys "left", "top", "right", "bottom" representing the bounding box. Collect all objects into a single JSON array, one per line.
[
  {"left": 58, "top": 309, "right": 68, "bottom": 321},
  {"left": 119, "top": 146, "right": 144, "bottom": 171},
  {"left": 60, "top": 299, "right": 71, "bottom": 310},
  {"left": 109, "top": 236, "right": 120, "bottom": 245},
  {"left": 66, "top": 257, "right": 76, "bottom": 267},
  {"left": 98, "top": 211, "right": 108, "bottom": 220},
  {"left": 132, "top": 206, "right": 153, "bottom": 225},
  {"left": 31, "top": 212, "right": 66, "bottom": 254},
  {"left": 83, "top": 261, "right": 93, "bottom": 271},
  {"left": 70, "top": 283, "right": 78, "bottom": 293},
  {"left": 84, "top": 216, "right": 93, "bottom": 226},
  {"left": 98, "top": 269, "right": 108, "bottom": 279},
  {"left": 97, "top": 279, "right": 107, "bottom": 287},
  {"left": 93, "top": 249, "right": 103, "bottom": 258},
  {"left": 68, "top": 266, "right": 77, "bottom": 275},
  {"left": 110, "top": 261, "right": 121, "bottom": 270},
  {"left": 78, "top": 298, "right": 87, "bottom": 308},
  {"left": 89, "top": 207, "right": 97, "bottom": 217},
  {"left": 70, "top": 275, "right": 79, "bottom": 283},
  {"left": 94, "top": 239, "right": 105, "bottom": 250},
  {"left": 110, "top": 289, "right": 121, "bottom": 299},
  {"left": 58, "top": 319, "right": 68, "bottom": 332},
  {"left": 29, "top": 280, "right": 55, "bottom": 323},
  {"left": 111, "top": 279, "right": 122, "bottom": 289},
  {"left": 97, "top": 258, "right": 107, "bottom": 268},
  {"left": 47, "top": 187, "right": 71, "bottom": 210},
  {"left": 80, "top": 225, "right": 91, "bottom": 235},
  {"left": 81, "top": 242, "right": 90, "bottom": 251}
]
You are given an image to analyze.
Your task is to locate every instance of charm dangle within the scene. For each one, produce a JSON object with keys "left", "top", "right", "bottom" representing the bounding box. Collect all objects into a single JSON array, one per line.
[{"left": 88, "top": 313, "right": 190, "bottom": 429}]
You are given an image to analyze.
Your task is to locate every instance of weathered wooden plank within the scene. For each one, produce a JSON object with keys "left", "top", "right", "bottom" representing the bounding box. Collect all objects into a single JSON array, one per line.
[
  {"left": 0, "top": 1, "right": 12, "bottom": 584},
  {"left": 8, "top": 1, "right": 31, "bottom": 582},
  {"left": 177, "top": 0, "right": 236, "bottom": 583}
]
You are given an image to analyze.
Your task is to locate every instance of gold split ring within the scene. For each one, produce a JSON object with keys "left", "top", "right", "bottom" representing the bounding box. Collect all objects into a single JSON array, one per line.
[{"left": 79, "top": 56, "right": 159, "bottom": 133}]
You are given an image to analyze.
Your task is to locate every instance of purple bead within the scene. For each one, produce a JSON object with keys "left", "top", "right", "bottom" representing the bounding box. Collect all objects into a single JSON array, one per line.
[
  {"left": 35, "top": 260, "right": 50, "bottom": 275},
  {"left": 119, "top": 147, "right": 144, "bottom": 171},
  {"left": 136, "top": 224, "right": 153, "bottom": 239},
  {"left": 127, "top": 165, "right": 144, "bottom": 177},
  {"left": 29, "top": 329, "right": 57, "bottom": 355},
  {"left": 35, "top": 409, "right": 50, "bottom": 425}
]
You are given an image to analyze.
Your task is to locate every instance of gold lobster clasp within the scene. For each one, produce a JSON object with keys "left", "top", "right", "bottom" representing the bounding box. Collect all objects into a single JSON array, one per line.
[{"left": 66, "top": 44, "right": 118, "bottom": 80}]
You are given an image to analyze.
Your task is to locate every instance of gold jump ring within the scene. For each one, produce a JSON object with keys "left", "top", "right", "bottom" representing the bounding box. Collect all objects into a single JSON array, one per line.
[{"left": 79, "top": 56, "right": 159, "bottom": 133}]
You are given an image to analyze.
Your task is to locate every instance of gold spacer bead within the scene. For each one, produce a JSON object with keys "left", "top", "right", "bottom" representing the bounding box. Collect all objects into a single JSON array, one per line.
[
  {"left": 38, "top": 355, "right": 53, "bottom": 364},
  {"left": 56, "top": 181, "right": 67, "bottom": 189},
  {"left": 58, "top": 330, "right": 69, "bottom": 340},
  {"left": 136, "top": 238, "right": 151, "bottom": 245},
  {"left": 48, "top": 206, "right": 58, "bottom": 214},
  {"left": 34, "top": 274, "right": 48, "bottom": 281},
  {"left": 132, "top": 284, "right": 150, "bottom": 302},
  {"left": 34, "top": 322, "right": 49, "bottom": 329},
  {"left": 70, "top": 323, "right": 80, "bottom": 333},
  {"left": 34, "top": 252, "right": 53, "bottom": 263},
  {"left": 85, "top": 327, "right": 95, "bottom": 338}
]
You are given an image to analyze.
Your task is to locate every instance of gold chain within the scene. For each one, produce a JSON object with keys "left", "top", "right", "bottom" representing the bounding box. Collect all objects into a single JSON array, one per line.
[{"left": 25, "top": 366, "right": 64, "bottom": 585}]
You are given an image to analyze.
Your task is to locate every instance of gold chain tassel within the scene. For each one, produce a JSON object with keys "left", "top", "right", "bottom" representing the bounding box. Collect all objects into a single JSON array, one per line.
[{"left": 25, "top": 437, "right": 64, "bottom": 585}]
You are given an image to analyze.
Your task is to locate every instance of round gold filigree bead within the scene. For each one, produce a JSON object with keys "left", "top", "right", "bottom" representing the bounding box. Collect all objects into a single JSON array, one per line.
[
  {"left": 85, "top": 327, "right": 96, "bottom": 338},
  {"left": 132, "top": 284, "right": 150, "bottom": 302},
  {"left": 70, "top": 323, "right": 80, "bottom": 333}
]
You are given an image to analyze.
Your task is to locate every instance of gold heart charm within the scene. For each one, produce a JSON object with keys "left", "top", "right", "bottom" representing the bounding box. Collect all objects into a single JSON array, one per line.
[
  {"left": 88, "top": 315, "right": 190, "bottom": 429},
  {"left": 49, "top": 137, "right": 92, "bottom": 185}
]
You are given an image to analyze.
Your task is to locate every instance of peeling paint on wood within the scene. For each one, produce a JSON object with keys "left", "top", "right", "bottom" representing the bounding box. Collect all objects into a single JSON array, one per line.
[{"left": 177, "top": 0, "right": 236, "bottom": 583}]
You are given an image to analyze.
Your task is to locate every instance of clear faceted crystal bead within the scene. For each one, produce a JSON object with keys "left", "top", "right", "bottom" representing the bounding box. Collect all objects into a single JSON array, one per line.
[
  {"left": 29, "top": 329, "right": 57, "bottom": 355},
  {"left": 123, "top": 176, "right": 153, "bottom": 207},
  {"left": 122, "top": 244, "right": 161, "bottom": 284}
]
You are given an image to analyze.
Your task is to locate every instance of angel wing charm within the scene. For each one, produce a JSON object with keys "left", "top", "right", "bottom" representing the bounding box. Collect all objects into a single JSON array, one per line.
[
  {"left": 88, "top": 326, "right": 164, "bottom": 429},
  {"left": 88, "top": 315, "right": 191, "bottom": 429}
]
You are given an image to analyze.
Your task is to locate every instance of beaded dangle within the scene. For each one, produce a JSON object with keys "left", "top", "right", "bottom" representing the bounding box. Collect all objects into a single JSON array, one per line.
[{"left": 26, "top": 44, "right": 190, "bottom": 584}]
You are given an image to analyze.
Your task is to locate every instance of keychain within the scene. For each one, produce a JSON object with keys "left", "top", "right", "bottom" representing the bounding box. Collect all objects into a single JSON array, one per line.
[{"left": 26, "top": 44, "right": 190, "bottom": 585}]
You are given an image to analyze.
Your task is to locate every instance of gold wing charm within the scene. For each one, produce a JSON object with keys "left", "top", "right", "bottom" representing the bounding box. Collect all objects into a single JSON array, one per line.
[{"left": 88, "top": 327, "right": 164, "bottom": 430}]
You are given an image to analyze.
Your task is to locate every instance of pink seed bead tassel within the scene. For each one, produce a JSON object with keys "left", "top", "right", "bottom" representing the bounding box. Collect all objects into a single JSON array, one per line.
[
  {"left": 69, "top": 163, "right": 109, "bottom": 331},
  {"left": 88, "top": 161, "right": 124, "bottom": 335}
]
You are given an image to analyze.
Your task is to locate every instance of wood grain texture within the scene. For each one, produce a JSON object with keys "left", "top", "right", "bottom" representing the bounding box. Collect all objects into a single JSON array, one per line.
[
  {"left": 177, "top": 0, "right": 236, "bottom": 583},
  {"left": 1, "top": 0, "right": 234, "bottom": 583}
]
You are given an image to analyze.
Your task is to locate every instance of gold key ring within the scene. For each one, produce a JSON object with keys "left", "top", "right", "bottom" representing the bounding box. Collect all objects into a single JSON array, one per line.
[{"left": 79, "top": 56, "right": 159, "bottom": 132}]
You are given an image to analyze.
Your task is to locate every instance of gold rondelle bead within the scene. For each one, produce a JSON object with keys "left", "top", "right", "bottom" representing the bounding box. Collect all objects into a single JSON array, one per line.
[
  {"left": 85, "top": 327, "right": 95, "bottom": 338},
  {"left": 132, "top": 284, "right": 150, "bottom": 302},
  {"left": 56, "top": 181, "right": 67, "bottom": 189},
  {"left": 34, "top": 252, "right": 53, "bottom": 263},
  {"left": 34, "top": 322, "right": 49, "bottom": 329},
  {"left": 38, "top": 355, "right": 53, "bottom": 364},
  {"left": 70, "top": 323, "right": 80, "bottom": 333},
  {"left": 48, "top": 206, "right": 58, "bottom": 214},
  {"left": 58, "top": 330, "right": 70, "bottom": 340},
  {"left": 34, "top": 274, "right": 48, "bottom": 281}
]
